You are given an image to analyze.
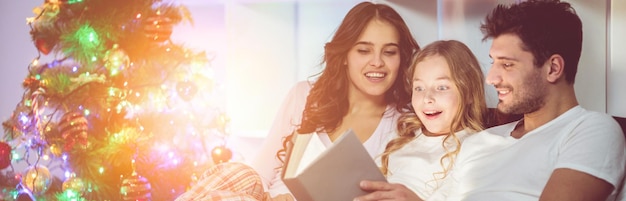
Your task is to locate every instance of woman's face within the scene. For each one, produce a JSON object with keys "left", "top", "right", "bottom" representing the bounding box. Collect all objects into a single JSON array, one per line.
[
  {"left": 411, "top": 55, "right": 461, "bottom": 136},
  {"left": 345, "top": 19, "right": 401, "bottom": 100}
]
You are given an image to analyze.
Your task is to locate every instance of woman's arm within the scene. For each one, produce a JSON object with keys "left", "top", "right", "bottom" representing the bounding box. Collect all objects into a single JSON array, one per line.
[{"left": 250, "top": 81, "right": 311, "bottom": 197}]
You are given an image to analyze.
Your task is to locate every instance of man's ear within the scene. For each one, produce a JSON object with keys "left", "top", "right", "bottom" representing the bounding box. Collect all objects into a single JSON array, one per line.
[{"left": 546, "top": 54, "right": 565, "bottom": 83}]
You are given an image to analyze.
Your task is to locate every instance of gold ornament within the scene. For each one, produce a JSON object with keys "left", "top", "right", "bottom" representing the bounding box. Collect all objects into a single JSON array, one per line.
[
  {"left": 49, "top": 144, "right": 62, "bottom": 157},
  {"left": 211, "top": 145, "right": 232, "bottom": 164},
  {"left": 103, "top": 44, "right": 130, "bottom": 75},
  {"left": 62, "top": 176, "right": 86, "bottom": 195},
  {"left": 22, "top": 165, "right": 52, "bottom": 195}
]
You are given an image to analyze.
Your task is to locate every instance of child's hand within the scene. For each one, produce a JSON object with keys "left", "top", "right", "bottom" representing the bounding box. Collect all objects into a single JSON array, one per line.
[{"left": 353, "top": 180, "right": 423, "bottom": 201}]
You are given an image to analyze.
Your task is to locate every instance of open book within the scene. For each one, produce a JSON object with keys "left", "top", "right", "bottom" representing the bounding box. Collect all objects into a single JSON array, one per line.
[{"left": 281, "top": 129, "right": 387, "bottom": 201}]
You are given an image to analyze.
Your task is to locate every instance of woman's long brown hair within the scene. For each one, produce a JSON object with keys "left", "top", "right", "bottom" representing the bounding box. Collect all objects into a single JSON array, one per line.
[{"left": 276, "top": 1, "right": 420, "bottom": 164}]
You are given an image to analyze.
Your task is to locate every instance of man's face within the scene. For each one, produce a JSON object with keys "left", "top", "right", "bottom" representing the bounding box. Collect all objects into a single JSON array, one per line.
[{"left": 486, "top": 33, "right": 547, "bottom": 115}]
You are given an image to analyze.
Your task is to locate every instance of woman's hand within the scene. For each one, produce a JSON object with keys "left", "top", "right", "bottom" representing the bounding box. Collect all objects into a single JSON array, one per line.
[{"left": 353, "top": 180, "right": 423, "bottom": 201}]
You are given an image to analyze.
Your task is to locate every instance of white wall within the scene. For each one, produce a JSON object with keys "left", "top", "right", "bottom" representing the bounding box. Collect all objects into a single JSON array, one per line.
[
  {"left": 609, "top": 0, "right": 626, "bottom": 117},
  {"left": 570, "top": 0, "right": 609, "bottom": 113},
  {"left": 224, "top": 2, "right": 298, "bottom": 136}
]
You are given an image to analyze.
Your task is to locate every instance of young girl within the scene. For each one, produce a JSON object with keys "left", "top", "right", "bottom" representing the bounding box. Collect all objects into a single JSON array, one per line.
[{"left": 356, "top": 40, "right": 487, "bottom": 201}]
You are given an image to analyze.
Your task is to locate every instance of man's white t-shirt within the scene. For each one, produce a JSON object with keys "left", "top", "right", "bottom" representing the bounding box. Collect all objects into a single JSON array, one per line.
[{"left": 430, "top": 106, "right": 626, "bottom": 201}]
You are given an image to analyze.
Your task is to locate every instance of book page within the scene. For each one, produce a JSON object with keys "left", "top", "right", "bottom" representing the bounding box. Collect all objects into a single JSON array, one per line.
[
  {"left": 283, "top": 129, "right": 387, "bottom": 201},
  {"left": 296, "top": 133, "right": 326, "bottom": 175}
]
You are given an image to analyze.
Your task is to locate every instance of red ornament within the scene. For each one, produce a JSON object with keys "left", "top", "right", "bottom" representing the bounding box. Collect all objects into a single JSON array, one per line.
[
  {"left": 211, "top": 145, "right": 232, "bottom": 164},
  {"left": 120, "top": 172, "right": 152, "bottom": 201},
  {"left": 0, "top": 142, "right": 11, "bottom": 170},
  {"left": 58, "top": 111, "right": 89, "bottom": 151},
  {"left": 34, "top": 38, "right": 52, "bottom": 55},
  {"left": 22, "top": 77, "right": 41, "bottom": 90},
  {"left": 143, "top": 15, "right": 173, "bottom": 42}
]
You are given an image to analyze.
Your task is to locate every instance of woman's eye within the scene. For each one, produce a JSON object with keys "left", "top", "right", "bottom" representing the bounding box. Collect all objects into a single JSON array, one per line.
[
  {"left": 414, "top": 86, "right": 423, "bottom": 92},
  {"left": 383, "top": 50, "right": 398, "bottom": 56},
  {"left": 357, "top": 49, "right": 370, "bottom": 54},
  {"left": 437, "top": 86, "right": 449, "bottom": 91}
]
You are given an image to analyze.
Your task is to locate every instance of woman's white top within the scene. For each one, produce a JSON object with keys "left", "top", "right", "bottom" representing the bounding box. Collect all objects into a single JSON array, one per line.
[{"left": 251, "top": 81, "right": 400, "bottom": 197}]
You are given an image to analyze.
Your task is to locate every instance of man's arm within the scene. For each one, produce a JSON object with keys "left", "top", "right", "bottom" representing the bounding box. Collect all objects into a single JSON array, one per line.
[{"left": 540, "top": 168, "right": 614, "bottom": 201}]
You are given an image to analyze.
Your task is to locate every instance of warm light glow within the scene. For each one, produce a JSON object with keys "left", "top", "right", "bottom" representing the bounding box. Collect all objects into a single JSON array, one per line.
[
  {"left": 110, "top": 68, "right": 119, "bottom": 76},
  {"left": 108, "top": 87, "right": 116, "bottom": 97},
  {"left": 26, "top": 17, "right": 35, "bottom": 24},
  {"left": 156, "top": 143, "right": 170, "bottom": 153}
]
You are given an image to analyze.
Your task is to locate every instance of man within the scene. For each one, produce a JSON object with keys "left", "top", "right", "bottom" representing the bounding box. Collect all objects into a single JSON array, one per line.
[
  {"left": 436, "top": 0, "right": 625, "bottom": 200},
  {"left": 357, "top": 0, "right": 625, "bottom": 200}
]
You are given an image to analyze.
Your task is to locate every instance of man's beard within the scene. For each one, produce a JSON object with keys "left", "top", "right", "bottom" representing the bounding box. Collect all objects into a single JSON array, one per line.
[{"left": 497, "top": 74, "right": 546, "bottom": 115}]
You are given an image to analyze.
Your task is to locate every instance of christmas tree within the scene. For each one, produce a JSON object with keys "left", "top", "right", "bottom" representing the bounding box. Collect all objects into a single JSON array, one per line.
[{"left": 1, "top": 0, "right": 232, "bottom": 200}]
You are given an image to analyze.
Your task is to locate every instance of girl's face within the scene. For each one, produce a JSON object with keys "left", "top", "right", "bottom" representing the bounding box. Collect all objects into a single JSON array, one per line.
[
  {"left": 345, "top": 19, "right": 401, "bottom": 99},
  {"left": 412, "top": 55, "right": 461, "bottom": 136}
]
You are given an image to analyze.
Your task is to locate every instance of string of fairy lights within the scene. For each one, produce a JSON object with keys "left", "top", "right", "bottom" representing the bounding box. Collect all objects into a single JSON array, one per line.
[{"left": 1, "top": 0, "right": 234, "bottom": 200}]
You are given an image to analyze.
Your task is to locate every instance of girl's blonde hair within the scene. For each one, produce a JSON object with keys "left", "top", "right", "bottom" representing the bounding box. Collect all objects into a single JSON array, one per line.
[{"left": 380, "top": 40, "right": 486, "bottom": 181}]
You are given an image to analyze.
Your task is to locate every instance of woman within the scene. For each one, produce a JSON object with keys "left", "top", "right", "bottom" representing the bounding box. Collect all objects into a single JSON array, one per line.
[{"left": 176, "top": 2, "right": 420, "bottom": 200}]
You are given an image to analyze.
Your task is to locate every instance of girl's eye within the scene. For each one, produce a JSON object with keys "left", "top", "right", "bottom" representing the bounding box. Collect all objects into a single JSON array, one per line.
[
  {"left": 357, "top": 49, "right": 371, "bottom": 54},
  {"left": 414, "top": 86, "right": 424, "bottom": 92}
]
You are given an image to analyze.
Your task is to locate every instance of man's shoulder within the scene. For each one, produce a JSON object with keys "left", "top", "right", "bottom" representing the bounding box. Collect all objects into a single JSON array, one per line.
[{"left": 563, "top": 106, "right": 620, "bottom": 129}]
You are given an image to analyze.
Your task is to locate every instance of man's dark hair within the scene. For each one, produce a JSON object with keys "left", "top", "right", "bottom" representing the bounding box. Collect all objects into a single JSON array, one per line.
[{"left": 481, "top": 0, "right": 582, "bottom": 83}]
